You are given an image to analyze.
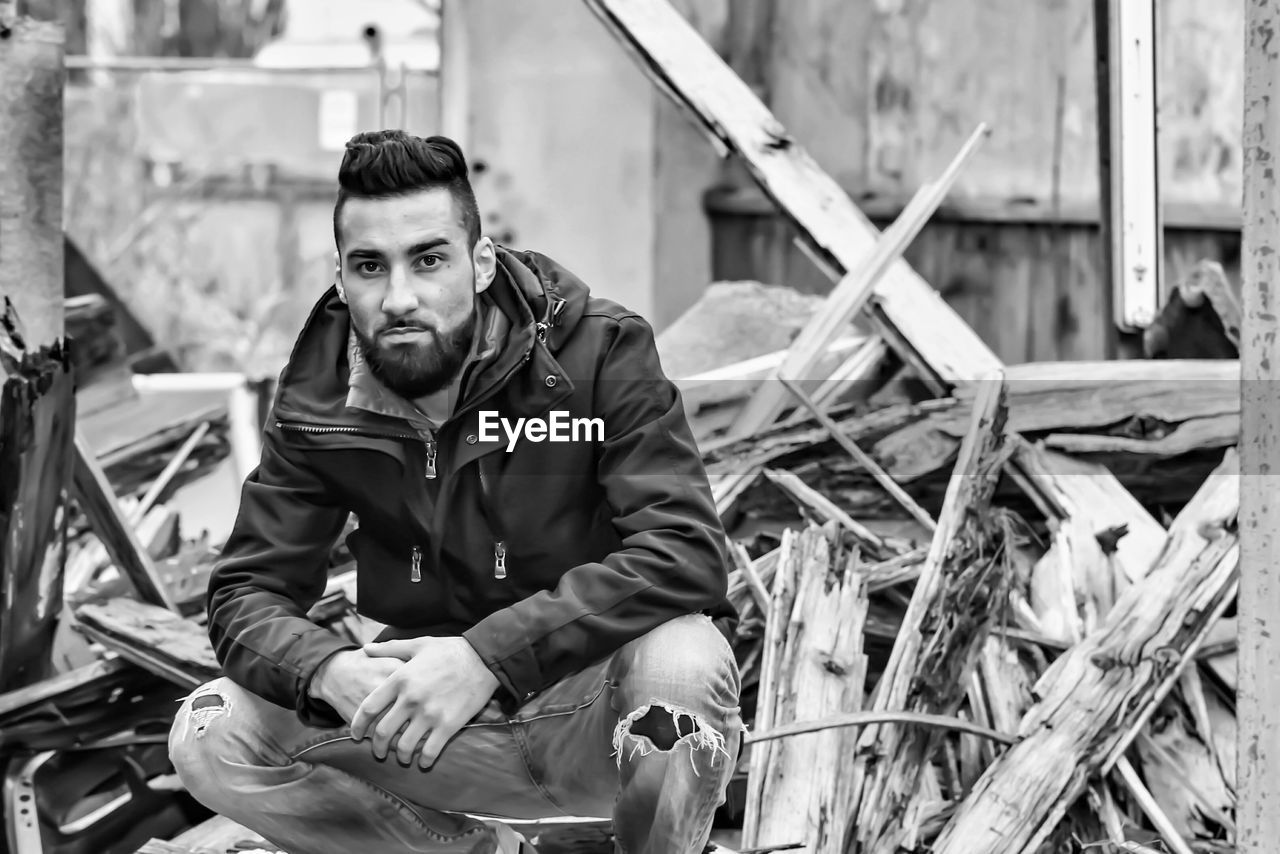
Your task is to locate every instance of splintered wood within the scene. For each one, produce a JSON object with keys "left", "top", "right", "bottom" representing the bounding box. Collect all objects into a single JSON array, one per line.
[
  {"left": 933, "top": 451, "right": 1240, "bottom": 853},
  {"left": 852, "top": 374, "right": 1013, "bottom": 853},
  {"left": 743, "top": 524, "right": 869, "bottom": 854}
]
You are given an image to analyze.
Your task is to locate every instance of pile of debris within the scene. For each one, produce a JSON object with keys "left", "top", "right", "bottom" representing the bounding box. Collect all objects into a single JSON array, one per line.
[{"left": 675, "top": 281, "right": 1238, "bottom": 854}]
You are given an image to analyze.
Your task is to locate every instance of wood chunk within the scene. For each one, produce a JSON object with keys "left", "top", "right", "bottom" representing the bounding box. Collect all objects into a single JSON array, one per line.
[
  {"left": 75, "top": 597, "right": 218, "bottom": 689},
  {"left": 851, "top": 373, "right": 1013, "bottom": 854},
  {"left": 742, "top": 524, "right": 869, "bottom": 853},
  {"left": 930, "top": 450, "right": 1240, "bottom": 854}
]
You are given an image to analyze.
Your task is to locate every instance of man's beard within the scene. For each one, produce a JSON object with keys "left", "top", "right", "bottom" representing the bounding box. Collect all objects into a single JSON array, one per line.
[{"left": 355, "top": 302, "right": 477, "bottom": 399}]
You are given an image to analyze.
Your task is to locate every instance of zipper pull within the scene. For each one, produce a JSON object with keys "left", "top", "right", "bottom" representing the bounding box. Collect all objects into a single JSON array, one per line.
[
  {"left": 410, "top": 545, "right": 422, "bottom": 583},
  {"left": 493, "top": 541, "right": 507, "bottom": 580},
  {"left": 424, "top": 440, "right": 437, "bottom": 479}
]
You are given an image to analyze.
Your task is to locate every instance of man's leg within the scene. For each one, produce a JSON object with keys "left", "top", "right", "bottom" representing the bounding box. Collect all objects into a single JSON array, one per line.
[
  {"left": 168, "top": 677, "right": 561, "bottom": 854},
  {"left": 514, "top": 614, "right": 743, "bottom": 854}
]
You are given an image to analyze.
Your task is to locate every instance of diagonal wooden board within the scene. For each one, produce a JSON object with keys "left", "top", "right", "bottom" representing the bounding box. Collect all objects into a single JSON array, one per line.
[
  {"left": 582, "top": 0, "right": 1003, "bottom": 387},
  {"left": 582, "top": 0, "right": 1168, "bottom": 580}
]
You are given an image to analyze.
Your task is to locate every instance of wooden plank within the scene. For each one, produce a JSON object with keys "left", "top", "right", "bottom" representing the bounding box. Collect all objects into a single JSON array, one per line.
[
  {"left": 581, "top": 0, "right": 1004, "bottom": 387},
  {"left": 741, "top": 524, "right": 868, "bottom": 853},
  {"left": 75, "top": 597, "right": 218, "bottom": 689},
  {"left": 851, "top": 374, "right": 1012, "bottom": 853},
  {"left": 1239, "top": 0, "right": 1280, "bottom": 848},
  {"left": 729, "top": 124, "right": 989, "bottom": 437},
  {"left": 931, "top": 451, "right": 1240, "bottom": 853},
  {"left": 72, "top": 429, "right": 178, "bottom": 611}
]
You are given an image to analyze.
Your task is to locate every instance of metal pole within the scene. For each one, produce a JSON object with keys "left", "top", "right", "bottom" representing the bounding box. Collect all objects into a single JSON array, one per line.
[{"left": 1239, "top": 0, "right": 1280, "bottom": 850}]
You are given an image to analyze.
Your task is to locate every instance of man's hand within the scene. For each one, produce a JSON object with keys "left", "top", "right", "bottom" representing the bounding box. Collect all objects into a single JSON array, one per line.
[
  {"left": 350, "top": 636, "right": 501, "bottom": 769},
  {"left": 307, "top": 649, "right": 402, "bottom": 723}
]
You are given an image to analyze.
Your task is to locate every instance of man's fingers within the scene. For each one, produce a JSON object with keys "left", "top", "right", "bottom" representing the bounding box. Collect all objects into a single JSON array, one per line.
[
  {"left": 370, "top": 699, "right": 412, "bottom": 760},
  {"left": 395, "top": 717, "right": 431, "bottom": 766},
  {"left": 351, "top": 681, "right": 397, "bottom": 741},
  {"left": 417, "top": 724, "right": 456, "bottom": 770},
  {"left": 363, "top": 639, "right": 422, "bottom": 661}
]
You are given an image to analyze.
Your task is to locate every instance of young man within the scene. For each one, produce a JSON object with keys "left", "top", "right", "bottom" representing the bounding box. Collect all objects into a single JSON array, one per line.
[{"left": 168, "top": 131, "right": 741, "bottom": 854}]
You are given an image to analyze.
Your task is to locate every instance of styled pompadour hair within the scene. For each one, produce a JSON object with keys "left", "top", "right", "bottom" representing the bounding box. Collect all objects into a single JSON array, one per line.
[{"left": 332, "top": 130, "right": 482, "bottom": 248}]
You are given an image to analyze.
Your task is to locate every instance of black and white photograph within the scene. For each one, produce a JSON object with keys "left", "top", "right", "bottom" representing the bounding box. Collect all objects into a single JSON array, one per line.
[{"left": 0, "top": 1, "right": 1275, "bottom": 852}]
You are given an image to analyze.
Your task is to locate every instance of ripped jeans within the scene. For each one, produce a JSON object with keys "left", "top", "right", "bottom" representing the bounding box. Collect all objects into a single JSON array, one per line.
[{"left": 168, "top": 614, "right": 742, "bottom": 854}]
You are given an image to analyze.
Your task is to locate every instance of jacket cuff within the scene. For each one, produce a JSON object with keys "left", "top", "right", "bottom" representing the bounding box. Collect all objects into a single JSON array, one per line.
[
  {"left": 289, "top": 632, "right": 360, "bottom": 729},
  {"left": 463, "top": 618, "right": 543, "bottom": 706}
]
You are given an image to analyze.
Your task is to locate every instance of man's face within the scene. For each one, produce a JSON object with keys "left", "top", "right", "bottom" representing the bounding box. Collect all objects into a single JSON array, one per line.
[{"left": 336, "top": 187, "right": 493, "bottom": 398}]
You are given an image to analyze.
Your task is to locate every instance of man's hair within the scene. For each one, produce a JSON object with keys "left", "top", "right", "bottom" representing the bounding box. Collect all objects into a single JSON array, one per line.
[{"left": 333, "top": 130, "right": 482, "bottom": 249}]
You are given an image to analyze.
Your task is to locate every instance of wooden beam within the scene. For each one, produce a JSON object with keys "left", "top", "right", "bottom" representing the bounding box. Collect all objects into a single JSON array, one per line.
[
  {"left": 1239, "top": 0, "right": 1280, "bottom": 848},
  {"left": 0, "top": 5, "right": 63, "bottom": 350},
  {"left": 74, "top": 597, "right": 218, "bottom": 689},
  {"left": 930, "top": 451, "right": 1240, "bottom": 853},
  {"left": 72, "top": 429, "right": 179, "bottom": 611},
  {"left": 581, "top": 0, "right": 1004, "bottom": 387},
  {"left": 729, "top": 124, "right": 989, "bottom": 438},
  {"left": 742, "top": 524, "right": 868, "bottom": 853},
  {"left": 852, "top": 374, "right": 1011, "bottom": 853}
]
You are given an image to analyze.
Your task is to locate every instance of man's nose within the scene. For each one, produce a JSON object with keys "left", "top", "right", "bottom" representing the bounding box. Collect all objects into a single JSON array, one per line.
[{"left": 381, "top": 266, "right": 417, "bottom": 316}]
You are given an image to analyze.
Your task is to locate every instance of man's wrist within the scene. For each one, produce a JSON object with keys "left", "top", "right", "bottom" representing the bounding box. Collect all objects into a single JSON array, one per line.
[{"left": 307, "top": 648, "right": 353, "bottom": 701}]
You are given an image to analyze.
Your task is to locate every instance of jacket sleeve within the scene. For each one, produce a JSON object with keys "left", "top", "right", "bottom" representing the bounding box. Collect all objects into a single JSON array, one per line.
[
  {"left": 463, "top": 314, "right": 730, "bottom": 702},
  {"left": 206, "top": 422, "right": 358, "bottom": 726}
]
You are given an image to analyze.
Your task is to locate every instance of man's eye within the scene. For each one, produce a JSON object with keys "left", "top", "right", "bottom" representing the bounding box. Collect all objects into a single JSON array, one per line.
[
  {"left": 418, "top": 254, "right": 441, "bottom": 269},
  {"left": 358, "top": 261, "right": 381, "bottom": 274}
]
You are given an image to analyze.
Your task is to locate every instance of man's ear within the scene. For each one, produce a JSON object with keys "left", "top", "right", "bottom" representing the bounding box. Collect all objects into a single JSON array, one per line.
[
  {"left": 473, "top": 237, "right": 497, "bottom": 295},
  {"left": 333, "top": 252, "right": 347, "bottom": 304}
]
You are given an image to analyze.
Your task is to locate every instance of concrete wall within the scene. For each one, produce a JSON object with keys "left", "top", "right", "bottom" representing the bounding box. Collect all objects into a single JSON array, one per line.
[{"left": 454, "top": 0, "right": 719, "bottom": 330}]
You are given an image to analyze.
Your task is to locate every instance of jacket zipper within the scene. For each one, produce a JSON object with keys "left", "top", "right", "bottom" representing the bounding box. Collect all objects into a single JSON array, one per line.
[
  {"left": 478, "top": 468, "right": 506, "bottom": 580},
  {"left": 277, "top": 420, "right": 438, "bottom": 480},
  {"left": 423, "top": 438, "right": 437, "bottom": 479},
  {"left": 410, "top": 545, "right": 422, "bottom": 583}
]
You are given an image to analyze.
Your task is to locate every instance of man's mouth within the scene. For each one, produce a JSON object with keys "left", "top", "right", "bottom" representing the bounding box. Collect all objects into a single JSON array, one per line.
[{"left": 380, "top": 327, "right": 431, "bottom": 342}]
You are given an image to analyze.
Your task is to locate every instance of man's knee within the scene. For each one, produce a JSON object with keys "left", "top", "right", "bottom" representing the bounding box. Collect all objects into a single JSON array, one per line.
[
  {"left": 615, "top": 614, "right": 738, "bottom": 702},
  {"left": 168, "top": 678, "right": 248, "bottom": 807}
]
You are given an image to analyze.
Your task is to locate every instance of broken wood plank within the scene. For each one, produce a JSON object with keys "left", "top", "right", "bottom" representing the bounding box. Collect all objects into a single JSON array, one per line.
[
  {"left": 1044, "top": 413, "right": 1239, "bottom": 457},
  {"left": 729, "top": 124, "right": 989, "bottom": 437},
  {"left": 781, "top": 376, "right": 936, "bottom": 531},
  {"left": 761, "top": 468, "right": 890, "bottom": 555},
  {"left": 742, "top": 524, "right": 869, "bottom": 854},
  {"left": 930, "top": 450, "right": 1240, "bottom": 854},
  {"left": 851, "top": 372, "right": 1014, "bottom": 854},
  {"left": 1011, "top": 441, "right": 1166, "bottom": 584},
  {"left": 0, "top": 301, "right": 75, "bottom": 693},
  {"left": 74, "top": 597, "right": 218, "bottom": 689},
  {"left": 581, "top": 0, "right": 1004, "bottom": 387},
  {"left": 72, "top": 428, "right": 179, "bottom": 611}
]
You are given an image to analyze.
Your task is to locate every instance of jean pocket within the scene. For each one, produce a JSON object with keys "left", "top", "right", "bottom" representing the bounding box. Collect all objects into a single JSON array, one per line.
[{"left": 509, "top": 672, "right": 610, "bottom": 724}]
